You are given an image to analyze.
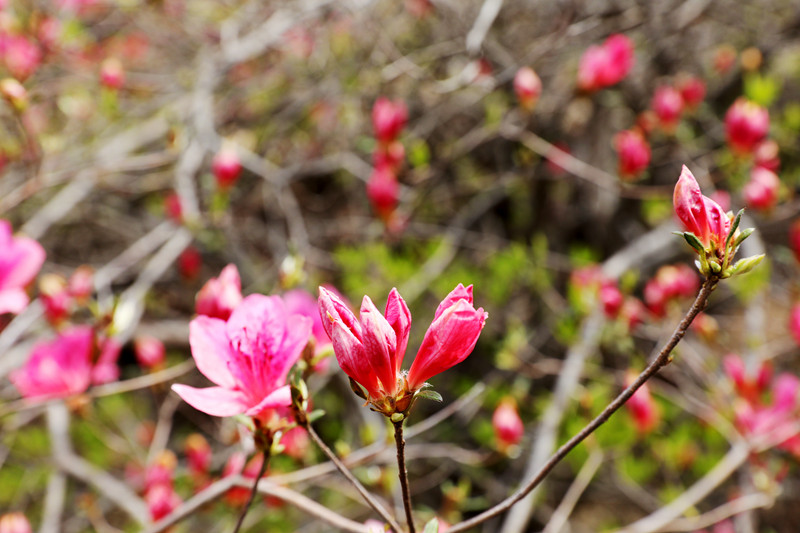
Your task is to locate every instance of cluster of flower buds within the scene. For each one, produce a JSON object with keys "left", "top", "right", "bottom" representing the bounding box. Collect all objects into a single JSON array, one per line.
[
  {"left": 318, "top": 284, "right": 486, "bottom": 420},
  {"left": 513, "top": 66, "right": 542, "bottom": 113},
  {"left": 492, "top": 398, "right": 524, "bottom": 453},
  {"left": 368, "top": 97, "right": 407, "bottom": 227},
  {"left": 195, "top": 263, "right": 243, "bottom": 320},
  {"left": 143, "top": 451, "right": 182, "bottom": 521},
  {"left": 0, "top": 219, "right": 45, "bottom": 316},
  {"left": 650, "top": 74, "right": 706, "bottom": 132},
  {"left": 673, "top": 166, "right": 762, "bottom": 278},
  {"left": 569, "top": 267, "right": 645, "bottom": 331},
  {"left": 624, "top": 371, "right": 660, "bottom": 434},
  {"left": 38, "top": 266, "right": 94, "bottom": 326},
  {"left": 577, "top": 34, "right": 634, "bottom": 92},
  {"left": 643, "top": 263, "right": 699, "bottom": 317}
]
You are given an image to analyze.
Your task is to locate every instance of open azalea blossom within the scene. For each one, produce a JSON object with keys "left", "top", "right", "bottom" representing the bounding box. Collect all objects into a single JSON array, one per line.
[
  {"left": 172, "top": 294, "right": 312, "bottom": 420},
  {"left": 0, "top": 220, "right": 46, "bottom": 315},
  {"left": 318, "top": 283, "right": 487, "bottom": 415}
]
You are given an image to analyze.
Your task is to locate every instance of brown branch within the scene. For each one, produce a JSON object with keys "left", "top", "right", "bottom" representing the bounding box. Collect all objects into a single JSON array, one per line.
[{"left": 394, "top": 420, "right": 416, "bottom": 533}]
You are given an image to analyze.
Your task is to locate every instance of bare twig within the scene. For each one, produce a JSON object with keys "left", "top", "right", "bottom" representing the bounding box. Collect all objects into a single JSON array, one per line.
[
  {"left": 232, "top": 448, "right": 271, "bottom": 533},
  {"left": 393, "top": 420, "right": 416, "bottom": 533}
]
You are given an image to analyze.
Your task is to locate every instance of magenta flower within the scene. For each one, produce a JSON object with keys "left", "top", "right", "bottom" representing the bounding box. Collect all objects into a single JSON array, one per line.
[
  {"left": 513, "top": 66, "right": 542, "bottom": 112},
  {"left": 10, "top": 326, "right": 94, "bottom": 400},
  {"left": 172, "top": 294, "right": 312, "bottom": 419},
  {"left": 284, "top": 288, "right": 332, "bottom": 354},
  {"left": 651, "top": 85, "right": 684, "bottom": 131},
  {"left": 0, "top": 220, "right": 46, "bottom": 315},
  {"left": 195, "top": 264, "right": 243, "bottom": 320},
  {"left": 493, "top": 398, "right": 524, "bottom": 450},
  {"left": 673, "top": 166, "right": 731, "bottom": 250},
  {"left": 614, "top": 129, "right": 650, "bottom": 180},
  {"left": 319, "top": 284, "right": 487, "bottom": 413},
  {"left": 725, "top": 98, "right": 769, "bottom": 154},
  {"left": 577, "top": 34, "right": 634, "bottom": 91},
  {"left": 743, "top": 167, "right": 780, "bottom": 211},
  {"left": 372, "top": 97, "right": 408, "bottom": 144}
]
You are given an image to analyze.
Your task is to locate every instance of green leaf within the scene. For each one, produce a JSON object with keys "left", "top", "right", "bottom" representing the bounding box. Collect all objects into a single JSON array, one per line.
[
  {"left": 730, "top": 254, "right": 765, "bottom": 277},
  {"left": 349, "top": 377, "right": 368, "bottom": 400},
  {"left": 734, "top": 227, "right": 754, "bottom": 248},
  {"left": 744, "top": 73, "right": 780, "bottom": 107},
  {"left": 306, "top": 409, "right": 326, "bottom": 423},
  {"left": 423, "top": 518, "right": 440, "bottom": 533},
  {"left": 726, "top": 208, "right": 744, "bottom": 248},
  {"left": 681, "top": 232, "right": 705, "bottom": 253},
  {"left": 415, "top": 390, "right": 443, "bottom": 402}
]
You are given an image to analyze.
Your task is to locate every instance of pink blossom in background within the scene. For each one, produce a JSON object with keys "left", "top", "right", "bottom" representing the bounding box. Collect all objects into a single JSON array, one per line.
[
  {"left": 146, "top": 482, "right": 182, "bottom": 521},
  {"left": 373, "top": 140, "right": 405, "bottom": 172},
  {"left": 723, "top": 353, "right": 772, "bottom": 404},
  {"left": 284, "top": 288, "right": 332, "bottom": 354},
  {"left": 790, "top": 304, "right": 800, "bottom": 347},
  {"left": 67, "top": 265, "right": 94, "bottom": 302},
  {"left": 620, "top": 297, "right": 646, "bottom": 330},
  {"left": 675, "top": 74, "right": 705, "bottom": 110},
  {"left": 372, "top": 97, "right": 407, "bottom": 144},
  {"left": 673, "top": 165, "right": 731, "bottom": 250},
  {"left": 172, "top": 294, "right": 312, "bottom": 421},
  {"left": 789, "top": 220, "right": 800, "bottom": 264},
  {"left": 614, "top": 128, "right": 650, "bottom": 180},
  {"left": 599, "top": 281, "right": 623, "bottom": 318},
  {"left": 735, "top": 373, "right": 800, "bottom": 457},
  {"left": 10, "top": 326, "right": 93, "bottom": 400},
  {"left": 625, "top": 373, "right": 659, "bottom": 434},
  {"left": 708, "top": 190, "right": 731, "bottom": 213},
  {"left": 164, "top": 192, "right": 183, "bottom": 223},
  {"left": 0, "top": 220, "right": 45, "bottom": 315},
  {"left": 212, "top": 145, "right": 243, "bottom": 189},
  {"left": 177, "top": 246, "right": 202, "bottom": 281},
  {"left": 134, "top": 336, "right": 166, "bottom": 369},
  {"left": 0, "top": 513, "right": 31, "bottom": 533},
  {"left": 99, "top": 57, "right": 125, "bottom": 90},
  {"left": 280, "top": 425, "right": 310, "bottom": 460},
  {"left": 493, "top": 398, "right": 524, "bottom": 450},
  {"left": 753, "top": 139, "right": 780, "bottom": 171},
  {"left": 1, "top": 35, "right": 41, "bottom": 81},
  {"left": 513, "top": 66, "right": 542, "bottom": 112},
  {"left": 725, "top": 98, "right": 769, "bottom": 154},
  {"left": 366, "top": 164, "right": 400, "bottom": 222},
  {"left": 651, "top": 85, "right": 684, "bottom": 131},
  {"left": 644, "top": 263, "right": 699, "bottom": 317},
  {"left": 577, "top": 33, "right": 634, "bottom": 91},
  {"left": 39, "top": 274, "right": 71, "bottom": 325},
  {"left": 144, "top": 450, "right": 177, "bottom": 491},
  {"left": 319, "top": 283, "right": 486, "bottom": 402},
  {"left": 195, "top": 264, "right": 243, "bottom": 320},
  {"left": 713, "top": 44, "right": 737, "bottom": 74},
  {"left": 224, "top": 452, "right": 269, "bottom": 507},
  {"left": 405, "top": 0, "right": 434, "bottom": 18},
  {"left": 92, "top": 335, "right": 121, "bottom": 385},
  {"left": 743, "top": 166, "right": 780, "bottom": 211},
  {"left": 185, "top": 433, "right": 212, "bottom": 478}
]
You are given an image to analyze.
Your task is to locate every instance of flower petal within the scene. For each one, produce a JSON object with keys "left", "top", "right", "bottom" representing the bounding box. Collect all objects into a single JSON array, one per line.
[
  {"left": 434, "top": 284, "right": 473, "bottom": 321},
  {"left": 0, "top": 288, "right": 29, "bottom": 314},
  {"left": 172, "top": 384, "right": 249, "bottom": 417},
  {"left": 360, "top": 295, "right": 398, "bottom": 395},
  {"left": 189, "top": 316, "right": 236, "bottom": 388},
  {"left": 244, "top": 385, "right": 293, "bottom": 417},
  {"left": 385, "top": 288, "right": 411, "bottom": 374}
]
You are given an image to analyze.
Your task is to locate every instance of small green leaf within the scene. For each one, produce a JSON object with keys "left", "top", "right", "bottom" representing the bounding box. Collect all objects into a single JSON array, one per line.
[
  {"left": 349, "top": 377, "right": 368, "bottom": 400},
  {"left": 682, "top": 232, "right": 705, "bottom": 253},
  {"left": 306, "top": 409, "right": 326, "bottom": 423},
  {"left": 415, "top": 390, "right": 443, "bottom": 402},
  {"left": 423, "top": 518, "right": 440, "bottom": 533},
  {"left": 734, "top": 227, "right": 754, "bottom": 248},
  {"left": 730, "top": 254, "right": 765, "bottom": 277},
  {"left": 726, "top": 208, "right": 744, "bottom": 248}
]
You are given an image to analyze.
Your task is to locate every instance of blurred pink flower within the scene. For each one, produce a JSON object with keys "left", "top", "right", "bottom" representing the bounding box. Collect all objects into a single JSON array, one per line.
[
  {"left": 651, "top": 85, "right": 684, "bottom": 131},
  {"left": 0, "top": 220, "right": 45, "bottom": 315},
  {"left": 146, "top": 482, "right": 181, "bottom": 521},
  {"left": 790, "top": 304, "right": 800, "bottom": 347},
  {"left": 195, "top": 264, "right": 242, "bottom": 320},
  {"left": 673, "top": 165, "right": 730, "bottom": 250},
  {"left": 675, "top": 74, "right": 705, "bottom": 110},
  {"left": 735, "top": 373, "right": 800, "bottom": 457},
  {"left": 135, "top": 336, "right": 166, "bottom": 369},
  {"left": 513, "top": 66, "right": 542, "bottom": 112},
  {"left": 599, "top": 281, "right": 623, "bottom": 318},
  {"left": 39, "top": 274, "right": 71, "bottom": 325},
  {"left": 0, "top": 512, "right": 31, "bottom": 533},
  {"left": 92, "top": 335, "right": 121, "bottom": 385},
  {"left": 10, "top": 326, "right": 93, "bottom": 400},
  {"left": 372, "top": 97, "right": 407, "bottom": 144},
  {"left": 723, "top": 353, "right": 771, "bottom": 404},
  {"left": 284, "top": 288, "right": 331, "bottom": 354},
  {"left": 319, "top": 284, "right": 487, "bottom": 406},
  {"left": 373, "top": 140, "right": 405, "bottom": 172},
  {"left": 280, "top": 425, "right": 310, "bottom": 460},
  {"left": 67, "top": 265, "right": 94, "bottom": 303},
  {"left": 212, "top": 145, "right": 243, "bottom": 189},
  {"left": 185, "top": 433, "right": 212, "bottom": 478},
  {"left": 99, "top": 57, "right": 125, "bottom": 90},
  {"left": 625, "top": 375, "right": 659, "bottom": 434},
  {"left": 725, "top": 98, "right": 769, "bottom": 154},
  {"left": 493, "top": 398, "right": 524, "bottom": 450},
  {"left": 614, "top": 129, "right": 650, "bottom": 180},
  {"left": 743, "top": 167, "right": 779, "bottom": 211},
  {"left": 177, "top": 246, "right": 202, "bottom": 281},
  {"left": 366, "top": 164, "right": 400, "bottom": 222},
  {"left": 644, "top": 263, "right": 699, "bottom": 317},
  {"left": 172, "top": 294, "right": 312, "bottom": 420},
  {"left": 577, "top": 34, "right": 634, "bottom": 91},
  {"left": 1, "top": 35, "right": 41, "bottom": 81},
  {"left": 753, "top": 139, "right": 780, "bottom": 172},
  {"left": 790, "top": 220, "right": 800, "bottom": 264}
]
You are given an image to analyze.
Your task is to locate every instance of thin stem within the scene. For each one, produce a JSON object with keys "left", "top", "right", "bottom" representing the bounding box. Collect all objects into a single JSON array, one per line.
[
  {"left": 394, "top": 419, "right": 416, "bottom": 533},
  {"left": 232, "top": 447, "right": 271, "bottom": 533},
  {"left": 305, "top": 423, "right": 405, "bottom": 533},
  {"left": 447, "top": 276, "right": 719, "bottom": 533}
]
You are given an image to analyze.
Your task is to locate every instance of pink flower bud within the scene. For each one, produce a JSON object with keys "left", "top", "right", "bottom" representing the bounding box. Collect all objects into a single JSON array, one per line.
[
  {"left": 614, "top": 128, "right": 650, "bottom": 180},
  {"left": 146, "top": 482, "right": 181, "bottom": 521},
  {"left": 100, "top": 57, "right": 125, "bottom": 90},
  {"left": 790, "top": 219, "right": 800, "bottom": 263},
  {"left": 195, "top": 264, "right": 243, "bottom": 320},
  {"left": 366, "top": 164, "right": 399, "bottom": 222},
  {"left": 577, "top": 34, "right": 634, "bottom": 91},
  {"left": 164, "top": 192, "right": 183, "bottom": 223},
  {"left": 2, "top": 36, "right": 41, "bottom": 81},
  {"left": 134, "top": 336, "right": 166, "bottom": 369},
  {"left": 0, "top": 513, "right": 31, "bottom": 533},
  {"left": 373, "top": 140, "right": 405, "bottom": 172},
  {"left": 790, "top": 304, "right": 800, "bottom": 347},
  {"left": 185, "top": 433, "right": 212, "bottom": 477},
  {"left": 513, "top": 66, "right": 542, "bottom": 112},
  {"left": 753, "top": 139, "right": 780, "bottom": 172},
  {"left": 280, "top": 426, "right": 309, "bottom": 460},
  {"left": 725, "top": 98, "right": 769, "bottom": 154},
  {"left": 651, "top": 86, "right": 684, "bottom": 131},
  {"left": 625, "top": 372, "right": 659, "bottom": 434},
  {"left": 67, "top": 265, "right": 94, "bottom": 302},
  {"left": 620, "top": 297, "right": 646, "bottom": 330},
  {"left": 493, "top": 398, "right": 524, "bottom": 450},
  {"left": 145, "top": 450, "right": 177, "bottom": 491},
  {"left": 673, "top": 166, "right": 730, "bottom": 250},
  {"left": 713, "top": 45, "right": 737, "bottom": 74},
  {"left": 212, "top": 146, "right": 242, "bottom": 189},
  {"left": 39, "top": 273, "right": 71, "bottom": 325},
  {"left": 743, "top": 167, "right": 779, "bottom": 211},
  {"left": 372, "top": 97, "right": 407, "bottom": 144},
  {"left": 92, "top": 335, "right": 121, "bottom": 385},
  {"left": 0, "top": 78, "right": 28, "bottom": 111},
  {"left": 178, "top": 246, "right": 202, "bottom": 281},
  {"left": 599, "top": 282, "right": 623, "bottom": 318},
  {"left": 675, "top": 74, "right": 705, "bottom": 110}
]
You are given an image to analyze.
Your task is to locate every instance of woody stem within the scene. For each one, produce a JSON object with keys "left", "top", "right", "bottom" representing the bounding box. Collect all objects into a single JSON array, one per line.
[
  {"left": 394, "top": 419, "right": 416, "bottom": 533},
  {"left": 231, "top": 446, "right": 271, "bottom": 533}
]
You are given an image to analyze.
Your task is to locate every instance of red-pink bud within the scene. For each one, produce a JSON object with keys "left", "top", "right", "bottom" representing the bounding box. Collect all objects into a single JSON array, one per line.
[
  {"left": 164, "top": 192, "right": 183, "bottom": 223},
  {"left": 651, "top": 85, "right": 684, "bottom": 131},
  {"left": 280, "top": 426, "right": 310, "bottom": 460},
  {"left": 599, "top": 282, "right": 623, "bottom": 318},
  {"left": 2, "top": 36, "right": 41, "bottom": 81},
  {"left": 134, "top": 336, "right": 166, "bottom": 369},
  {"left": 753, "top": 139, "right": 780, "bottom": 172},
  {"left": 145, "top": 450, "right": 177, "bottom": 492},
  {"left": 577, "top": 34, "right": 634, "bottom": 91},
  {"left": 185, "top": 433, "right": 212, "bottom": 477},
  {"left": 146, "top": 482, "right": 181, "bottom": 521},
  {"left": 513, "top": 66, "right": 542, "bottom": 112},
  {"left": 67, "top": 265, "right": 93, "bottom": 302},
  {"left": 493, "top": 398, "right": 524, "bottom": 450},
  {"left": 625, "top": 372, "right": 659, "bottom": 434},
  {"left": 790, "top": 304, "right": 800, "bottom": 347},
  {"left": 373, "top": 140, "right": 405, "bottom": 172},
  {"left": 39, "top": 274, "right": 71, "bottom": 325},
  {"left": 100, "top": 57, "right": 125, "bottom": 90},
  {"left": 789, "top": 219, "right": 800, "bottom": 263},
  {"left": 372, "top": 97, "right": 407, "bottom": 144},
  {"left": 743, "top": 167, "right": 779, "bottom": 211},
  {"left": 725, "top": 98, "right": 769, "bottom": 154},
  {"left": 675, "top": 74, "right": 705, "bottom": 110},
  {"left": 178, "top": 246, "right": 202, "bottom": 281},
  {"left": 195, "top": 264, "right": 243, "bottom": 320},
  {"left": 673, "top": 165, "right": 730, "bottom": 249},
  {"left": 713, "top": 45, "right": 737, "bottom": 74},
  {"left": 0, "top": 513, "right": 31, "bottom": 533},
  {"left": 614, "top": 128, "right": 650, "bottom": 180},
  {"left": 212, "top": 146, "right": 242, "bottom": 189},
  {"left": 366, "top": 165, "right": 399, "bottom": 221}
]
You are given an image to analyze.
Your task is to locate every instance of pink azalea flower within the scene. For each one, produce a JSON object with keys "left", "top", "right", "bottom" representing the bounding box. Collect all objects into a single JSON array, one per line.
[
  {"left": 185, "top": 433, "right": 212, "bottom": 478},
  {"left": 614, "top": 129, "right": 650, "bottom": 180},
  {"left": 283, "top": 288, "right": 332, "bottom": 354},
  {"left": 651, "top": 85, "right": 684, "bottom": 131},
  {"left": 725, "top": 98, "right": 769, "bottom": 154},
  {"left": 743, "top": 166, "right": 780, "bottom": 211},
  {"left": 673, "top": 166, "right": 731, "bottom": 250},
  {"left": 513, "top": 66, "right": 542, "bottom": 112},
  {"left": 172, "top": 294, "right": 312, "bottom": 420},
  {"left": 577, "top": 34, "right": 634, "bottom": 91},
  {"left": 319, "top": 284, "right": 487, "bottom": 408},
  {"left": 372, "top": 97, "right": 407, "bottom": 144},
  {"left": 493, "top": 398, "right": 524, "bottom": 449},
  {"left": 0, "top": 220, "right": 46, "bottom": 315},
  {"left": 10, "top": 326, "right": 94, "bottom": 400},
  {"left": 195, "top": 264, "right": 243, "bottom": 320}
]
